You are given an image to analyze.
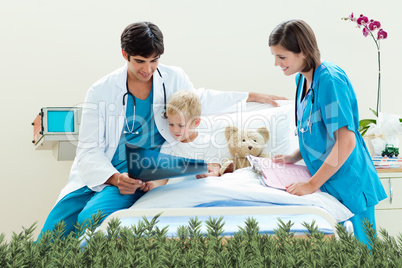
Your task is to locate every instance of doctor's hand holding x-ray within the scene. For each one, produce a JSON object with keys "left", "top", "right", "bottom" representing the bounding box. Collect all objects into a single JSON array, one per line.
[
  {"left": 106, "top": 172, "right": 143, "bottom": 195},
  {"left": 107, "top": 172, "right": 168, "bottom": 194}
]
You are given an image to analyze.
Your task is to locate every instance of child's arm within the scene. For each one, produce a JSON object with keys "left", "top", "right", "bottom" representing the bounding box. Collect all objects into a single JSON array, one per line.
[{"left": 196, "top": 163, "right": 221, "bottom": 178}]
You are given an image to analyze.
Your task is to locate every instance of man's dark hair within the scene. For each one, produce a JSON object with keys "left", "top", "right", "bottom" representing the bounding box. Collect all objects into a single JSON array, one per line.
[{"left": 121, "top": 22, "right": 164, "bottom": 60}]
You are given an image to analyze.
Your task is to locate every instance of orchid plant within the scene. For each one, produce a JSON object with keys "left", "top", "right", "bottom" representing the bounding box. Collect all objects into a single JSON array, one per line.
[{"left": 342, "top": 13, "right": 389, "bottom": 136}]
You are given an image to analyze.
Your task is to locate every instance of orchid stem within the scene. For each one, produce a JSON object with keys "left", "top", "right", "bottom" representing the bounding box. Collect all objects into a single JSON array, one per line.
[
  {"left": 365, "top": 24, "right": 381, "bottom": 116},
  {"left": 377, "top": 46, "right": 381, "bottom": 116}
]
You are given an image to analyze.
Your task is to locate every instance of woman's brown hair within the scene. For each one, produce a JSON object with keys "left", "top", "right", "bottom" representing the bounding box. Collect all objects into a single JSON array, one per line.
[{"left": 269, "top": 19, "right": 320, "bottom": 72}]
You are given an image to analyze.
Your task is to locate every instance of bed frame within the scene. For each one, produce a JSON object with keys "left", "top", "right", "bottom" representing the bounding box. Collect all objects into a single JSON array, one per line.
[{"left": 98, "top": 205, "right": 342, "bottom": 237}]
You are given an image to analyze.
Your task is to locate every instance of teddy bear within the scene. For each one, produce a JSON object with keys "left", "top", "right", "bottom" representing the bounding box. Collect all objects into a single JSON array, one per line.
[{"left": 219, "top": 126, "right": 270, "bottom": 175}]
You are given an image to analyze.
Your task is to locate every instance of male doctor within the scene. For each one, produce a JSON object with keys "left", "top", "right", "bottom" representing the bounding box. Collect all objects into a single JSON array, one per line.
[{"left": 38, "top": 21, "right": 286, "bottom": 238}]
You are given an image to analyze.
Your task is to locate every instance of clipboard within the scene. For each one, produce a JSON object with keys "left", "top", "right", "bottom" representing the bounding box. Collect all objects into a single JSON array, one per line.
[
  {"left": 247, "top": 155, "right": 316, "bottom": 191},
  {"left": 126, "top": 144, "right": 208, "bottom": 181}
]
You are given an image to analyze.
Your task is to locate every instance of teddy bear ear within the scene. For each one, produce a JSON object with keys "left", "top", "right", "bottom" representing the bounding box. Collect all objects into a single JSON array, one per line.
[
  {"left": 257, "top": 127, "right": 270, "bottom": 143},
  {"left": 224, "top": 126, "right": 238, "bottom": 141}
]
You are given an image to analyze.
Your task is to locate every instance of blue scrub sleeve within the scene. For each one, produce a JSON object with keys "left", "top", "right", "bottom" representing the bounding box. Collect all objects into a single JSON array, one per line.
[{"left": 317, "top": 72, "right": 356, "bottom": 140}]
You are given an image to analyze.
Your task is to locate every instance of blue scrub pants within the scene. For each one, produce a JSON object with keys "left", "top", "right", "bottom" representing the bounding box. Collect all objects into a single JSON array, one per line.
[
  {"left": 349, "top": 206, "right": 376, "bottom": 245},
  {"left": 38, "top": 185, "right": 145, "bottom": 239}
]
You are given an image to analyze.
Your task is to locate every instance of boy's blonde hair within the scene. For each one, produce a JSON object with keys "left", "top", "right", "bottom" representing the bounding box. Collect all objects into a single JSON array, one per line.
[{"left": 167, "top": 90, "right": 201, "bottom": 121}]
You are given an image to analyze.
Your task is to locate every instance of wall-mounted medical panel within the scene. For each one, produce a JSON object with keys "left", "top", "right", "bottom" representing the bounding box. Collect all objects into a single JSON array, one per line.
[{"left": 32, "top": 107, "right": 82, "bottom": 161}]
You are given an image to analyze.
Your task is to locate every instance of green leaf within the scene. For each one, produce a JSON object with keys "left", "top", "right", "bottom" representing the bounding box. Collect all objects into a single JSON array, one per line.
[
  {"left": 369, "top": 108, "right": 378, "bottom": 117},
  {"left": 359, "top": 119, "right": 376, "bottom": 128},
  {"left": 359, "top": 119, "right": 376, "bottom": 136}
]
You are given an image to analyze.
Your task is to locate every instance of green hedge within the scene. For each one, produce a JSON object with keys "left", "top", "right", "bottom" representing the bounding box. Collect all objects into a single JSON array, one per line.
[{"left": 1, "top": 212, "right": 401, "bottom": 267}]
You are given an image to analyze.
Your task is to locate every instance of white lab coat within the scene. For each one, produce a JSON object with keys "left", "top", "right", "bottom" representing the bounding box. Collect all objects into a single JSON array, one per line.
[{"left": 56, "top": 64, "right": 249, "bottom": 203}]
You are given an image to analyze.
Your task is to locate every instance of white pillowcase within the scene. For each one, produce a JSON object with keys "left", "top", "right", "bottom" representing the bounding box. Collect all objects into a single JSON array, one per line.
[{"left": 197, "top": 100, "right": 299, "bottom": 160}]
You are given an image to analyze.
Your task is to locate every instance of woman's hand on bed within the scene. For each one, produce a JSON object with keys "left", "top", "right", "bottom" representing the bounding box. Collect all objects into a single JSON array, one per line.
[
  {"left": 142, "top": 179, "right": 169, "bottom": 192},
  {"left": 196, "top": 163, "right": 221, "bottom": 178},
  {"left": 286, "top": 182, "right": 317, "bottom": 196},
  {"left": 272, "top": 154, "right": 295, "bottom": 164},
  {"left": 247, "top": 92, "right": 288, "bottom": 107},
  {"left": 273, "top": 150, "right": 302, "bottom": 164}
]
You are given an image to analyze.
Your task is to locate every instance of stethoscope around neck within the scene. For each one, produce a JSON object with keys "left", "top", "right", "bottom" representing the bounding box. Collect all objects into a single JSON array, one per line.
[
  {"left": 294, "top": 69, "right": 315, "bottom": 135},
  {"left": 122, "top": 68, "right": 167, "bottom": 134}
]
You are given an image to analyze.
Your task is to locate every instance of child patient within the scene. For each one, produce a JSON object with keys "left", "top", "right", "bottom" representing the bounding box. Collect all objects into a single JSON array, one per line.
[{"left": 160, "top": 90, "right": 222, "bottom": 180}]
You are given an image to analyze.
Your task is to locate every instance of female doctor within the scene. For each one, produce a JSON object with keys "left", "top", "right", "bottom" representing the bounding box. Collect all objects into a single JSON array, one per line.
[
  {"left": 38, "top": 21, "right": 286, "bottom": 238},
  {"left": 269, "top": 19, "right": 386, "bottom": 245}
]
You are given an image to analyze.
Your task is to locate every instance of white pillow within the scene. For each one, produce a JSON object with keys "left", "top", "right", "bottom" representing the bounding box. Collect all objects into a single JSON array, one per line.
[{"left": 198, "top": 100, "right": 299, "bottom": 160}]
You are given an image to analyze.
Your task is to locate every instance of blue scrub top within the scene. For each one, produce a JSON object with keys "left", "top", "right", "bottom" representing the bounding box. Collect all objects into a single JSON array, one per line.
[
  {"left": 296, "top": 61, "right": 386, "bottom": 214},
  {"left": 111, "top": 85, "right": 165, "bottom": 173}
]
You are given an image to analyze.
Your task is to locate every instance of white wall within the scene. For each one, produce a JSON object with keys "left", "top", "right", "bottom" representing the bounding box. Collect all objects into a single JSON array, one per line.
[{"left": 1, "top": 0, "right": 400, "bottom": 241}]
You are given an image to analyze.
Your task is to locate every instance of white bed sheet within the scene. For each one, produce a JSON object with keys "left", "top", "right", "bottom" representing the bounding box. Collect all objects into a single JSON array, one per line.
[{"left": 131, "top": 168, "right": 353, "bottom": 223}]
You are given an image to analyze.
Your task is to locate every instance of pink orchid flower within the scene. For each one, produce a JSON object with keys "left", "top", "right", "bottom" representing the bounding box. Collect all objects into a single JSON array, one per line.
[
  {"left": 343, "top": 12, "right": 388, "bottom": 117},
  {"left": 369, "top": 20, "right": 381, "bottom": 31},
  {"left": 362, "top": 27, "right": 370, "bottom": 37},
  {"left": 356, "top": 14, "right": 369, "bottom": 25},
  {"left": 377, "top": 29, "right": 388, "bottom": 40}
]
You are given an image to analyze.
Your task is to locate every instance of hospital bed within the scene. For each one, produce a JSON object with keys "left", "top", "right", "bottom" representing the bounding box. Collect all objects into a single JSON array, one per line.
[
  {"left": 98, "top": 101, "right": 354, "bottom": 237},
  {"left": 98, "top": 171, "right": 353, "bottom": 236}
]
